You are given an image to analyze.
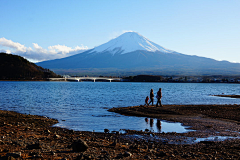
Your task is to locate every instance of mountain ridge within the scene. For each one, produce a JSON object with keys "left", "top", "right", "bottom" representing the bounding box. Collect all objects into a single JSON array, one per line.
[
  {"left": 37, "top": 32, "right": 240, "bottom": 76},
  {"left": 0, "top": 52, "right": 61, "bottom": 80}
]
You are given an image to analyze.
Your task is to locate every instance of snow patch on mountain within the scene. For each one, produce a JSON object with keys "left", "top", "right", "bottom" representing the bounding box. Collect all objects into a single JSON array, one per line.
[{"left": 90, "top": 31, "right": 175, "bottom": 55}]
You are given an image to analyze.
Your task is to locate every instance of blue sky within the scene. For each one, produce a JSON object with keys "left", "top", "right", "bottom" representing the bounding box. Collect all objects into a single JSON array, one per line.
[{"left": 0, "top": 0, "right": 240, "bottom": 63}]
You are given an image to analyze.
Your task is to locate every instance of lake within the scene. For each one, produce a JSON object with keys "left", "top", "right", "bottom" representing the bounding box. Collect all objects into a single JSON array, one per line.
[{"left": 0, "top": 81, "right": 240, "bottom": 133}]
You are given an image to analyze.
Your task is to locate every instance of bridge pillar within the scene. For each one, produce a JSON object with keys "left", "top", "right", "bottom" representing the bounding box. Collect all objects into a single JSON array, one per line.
[{"left": 93, "top": 79, "right": 95, "bottom": 82}]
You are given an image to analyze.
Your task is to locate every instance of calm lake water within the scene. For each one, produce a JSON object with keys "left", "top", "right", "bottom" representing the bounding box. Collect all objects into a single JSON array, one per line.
[{"left": 0, "top": 81, "right": 240, "bottom": 133}]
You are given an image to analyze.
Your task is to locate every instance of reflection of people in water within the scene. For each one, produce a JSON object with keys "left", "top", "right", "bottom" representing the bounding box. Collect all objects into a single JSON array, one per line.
[
  {"left": 144, "top": 118, "right": 162, "bottom": 132},
  {"left": 145, "top": 118, "right": 148, "bottom": 124},
  {"left": 156, "top": 119, "right": 161, "bottom": 132},
  {"left": 150, "top": 118, "right": 154, "bottom": 127}
]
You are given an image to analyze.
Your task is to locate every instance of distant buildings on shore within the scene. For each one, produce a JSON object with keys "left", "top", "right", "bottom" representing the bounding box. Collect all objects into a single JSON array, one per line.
[{"left": 122, "top": 75, "right": 240, "bottom": 83}]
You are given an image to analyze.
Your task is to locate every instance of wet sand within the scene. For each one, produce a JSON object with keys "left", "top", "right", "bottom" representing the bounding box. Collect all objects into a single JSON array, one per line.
[{"left": 1, "top": 104, "right": 240, "bottom": 159}]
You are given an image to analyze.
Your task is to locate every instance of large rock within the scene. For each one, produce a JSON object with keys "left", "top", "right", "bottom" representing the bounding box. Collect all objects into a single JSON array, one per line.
[{"left": 71, "top": 139, "right": 88, "bottom": 152}]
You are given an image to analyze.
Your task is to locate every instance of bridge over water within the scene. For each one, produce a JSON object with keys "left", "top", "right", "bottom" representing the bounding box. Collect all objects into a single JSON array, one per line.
[{"left": 49, "top": 77, "right": 122, "bottom": 82}]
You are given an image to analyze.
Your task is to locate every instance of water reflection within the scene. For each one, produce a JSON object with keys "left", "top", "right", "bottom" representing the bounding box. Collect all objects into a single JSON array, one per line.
[
  {"left": 145, "top": 118, "right": 148, "bottom": 123},
  {"left": 150, "top": 118, "right": 153, "bottom": 127},
  {"left": 144, "top": 118, "right": 190, "bottom": 133},
  {"left": 156, "top": 119, "right": 161, "bottom": 132},
  {"left": 145, "top": 118, "right": 162, "bottom": 133}
]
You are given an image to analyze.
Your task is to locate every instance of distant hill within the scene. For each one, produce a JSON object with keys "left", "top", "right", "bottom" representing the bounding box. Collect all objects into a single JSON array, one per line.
[
  {"left": 37, "top": 32, "right": 240, "bottom": 76},
  {"left": 0, "top": 53, "right": 61, "bottom": 80}
]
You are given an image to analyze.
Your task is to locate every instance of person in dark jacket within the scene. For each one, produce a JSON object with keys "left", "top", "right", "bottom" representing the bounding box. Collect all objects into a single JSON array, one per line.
[
  {"left": 156, "top": 88, "right": 163, "bottom": 107},
  {"left": 149, "top": 89, "right": 154, "bottom": 105}
]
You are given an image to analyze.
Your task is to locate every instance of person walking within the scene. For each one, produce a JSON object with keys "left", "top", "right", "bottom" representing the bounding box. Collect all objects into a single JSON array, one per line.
[
  {"left": 156, "top": 88, "right": 163, "bottom": 107},
  {"left": 149, "top": 89, "right": 154, "bottom": 105}
]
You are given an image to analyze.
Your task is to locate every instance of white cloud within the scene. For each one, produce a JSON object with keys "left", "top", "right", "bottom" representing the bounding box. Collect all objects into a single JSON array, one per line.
[
  {"left": 0, "top": 37, "right": 27, "bottom": 52},
  {"left": 33, "top": 43, "right": 48, "bottom": 54},
  {"left": 48, "top": 44, "right": 88, "bottom": 55},
  {"left": 0, "top": 37, "right": 88, "bottom": 62}
]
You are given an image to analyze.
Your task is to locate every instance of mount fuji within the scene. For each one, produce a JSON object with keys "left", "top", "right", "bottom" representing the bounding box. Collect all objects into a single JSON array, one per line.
[
  {"left": 89, "top": 31, "right": 175, "bottom": 55},
  {"left": 37, "top": 32, "right": 240, "bottom": 76}
]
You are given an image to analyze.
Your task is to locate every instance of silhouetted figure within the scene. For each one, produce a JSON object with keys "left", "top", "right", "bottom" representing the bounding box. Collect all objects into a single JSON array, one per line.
[
  {"left": 149, "top": 89, "right": 154, "bottom": 105},
  {"left": 156, "top": 88, "right": 163, "bottom": 107}
]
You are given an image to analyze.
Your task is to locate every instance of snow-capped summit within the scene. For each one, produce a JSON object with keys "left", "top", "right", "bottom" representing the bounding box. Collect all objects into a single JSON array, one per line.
[{"left": 90, "top": 31, "right": 175, "bottom": 55}]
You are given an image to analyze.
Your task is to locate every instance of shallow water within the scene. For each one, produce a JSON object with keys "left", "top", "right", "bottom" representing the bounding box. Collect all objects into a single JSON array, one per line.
[
  {"left": 124, "top": 134, "right": 240, "bottom": 145},
  {"left": 0, "top": 81, "right": 240, "bottom": 133},
  {"left": 193, "top": 136, "right": 240, "bottom": 143}
]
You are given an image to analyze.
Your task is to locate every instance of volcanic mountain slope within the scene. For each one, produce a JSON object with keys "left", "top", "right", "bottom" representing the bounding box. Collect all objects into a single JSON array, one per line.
[{"left": 37, "top": 32, "right": 240, "bottom": 76}]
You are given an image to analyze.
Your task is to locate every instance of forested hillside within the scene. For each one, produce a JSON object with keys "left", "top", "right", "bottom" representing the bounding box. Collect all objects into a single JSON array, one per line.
[{"left": 0, "top": 53, "right": 61, "bottom": 80}]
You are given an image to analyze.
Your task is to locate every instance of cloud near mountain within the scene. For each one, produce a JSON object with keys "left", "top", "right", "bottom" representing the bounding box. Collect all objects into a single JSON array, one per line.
[{"left": 0, "top": 37, "right": 88, "bottom": 62}]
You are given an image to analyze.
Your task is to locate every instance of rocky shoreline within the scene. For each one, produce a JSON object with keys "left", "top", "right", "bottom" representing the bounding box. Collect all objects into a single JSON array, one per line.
[
  {"left": 108, "top": 104, "right": 240, "bottom": 137},
  {"left": 1, "top": 104, "right": 240, "bottom": 159}
]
